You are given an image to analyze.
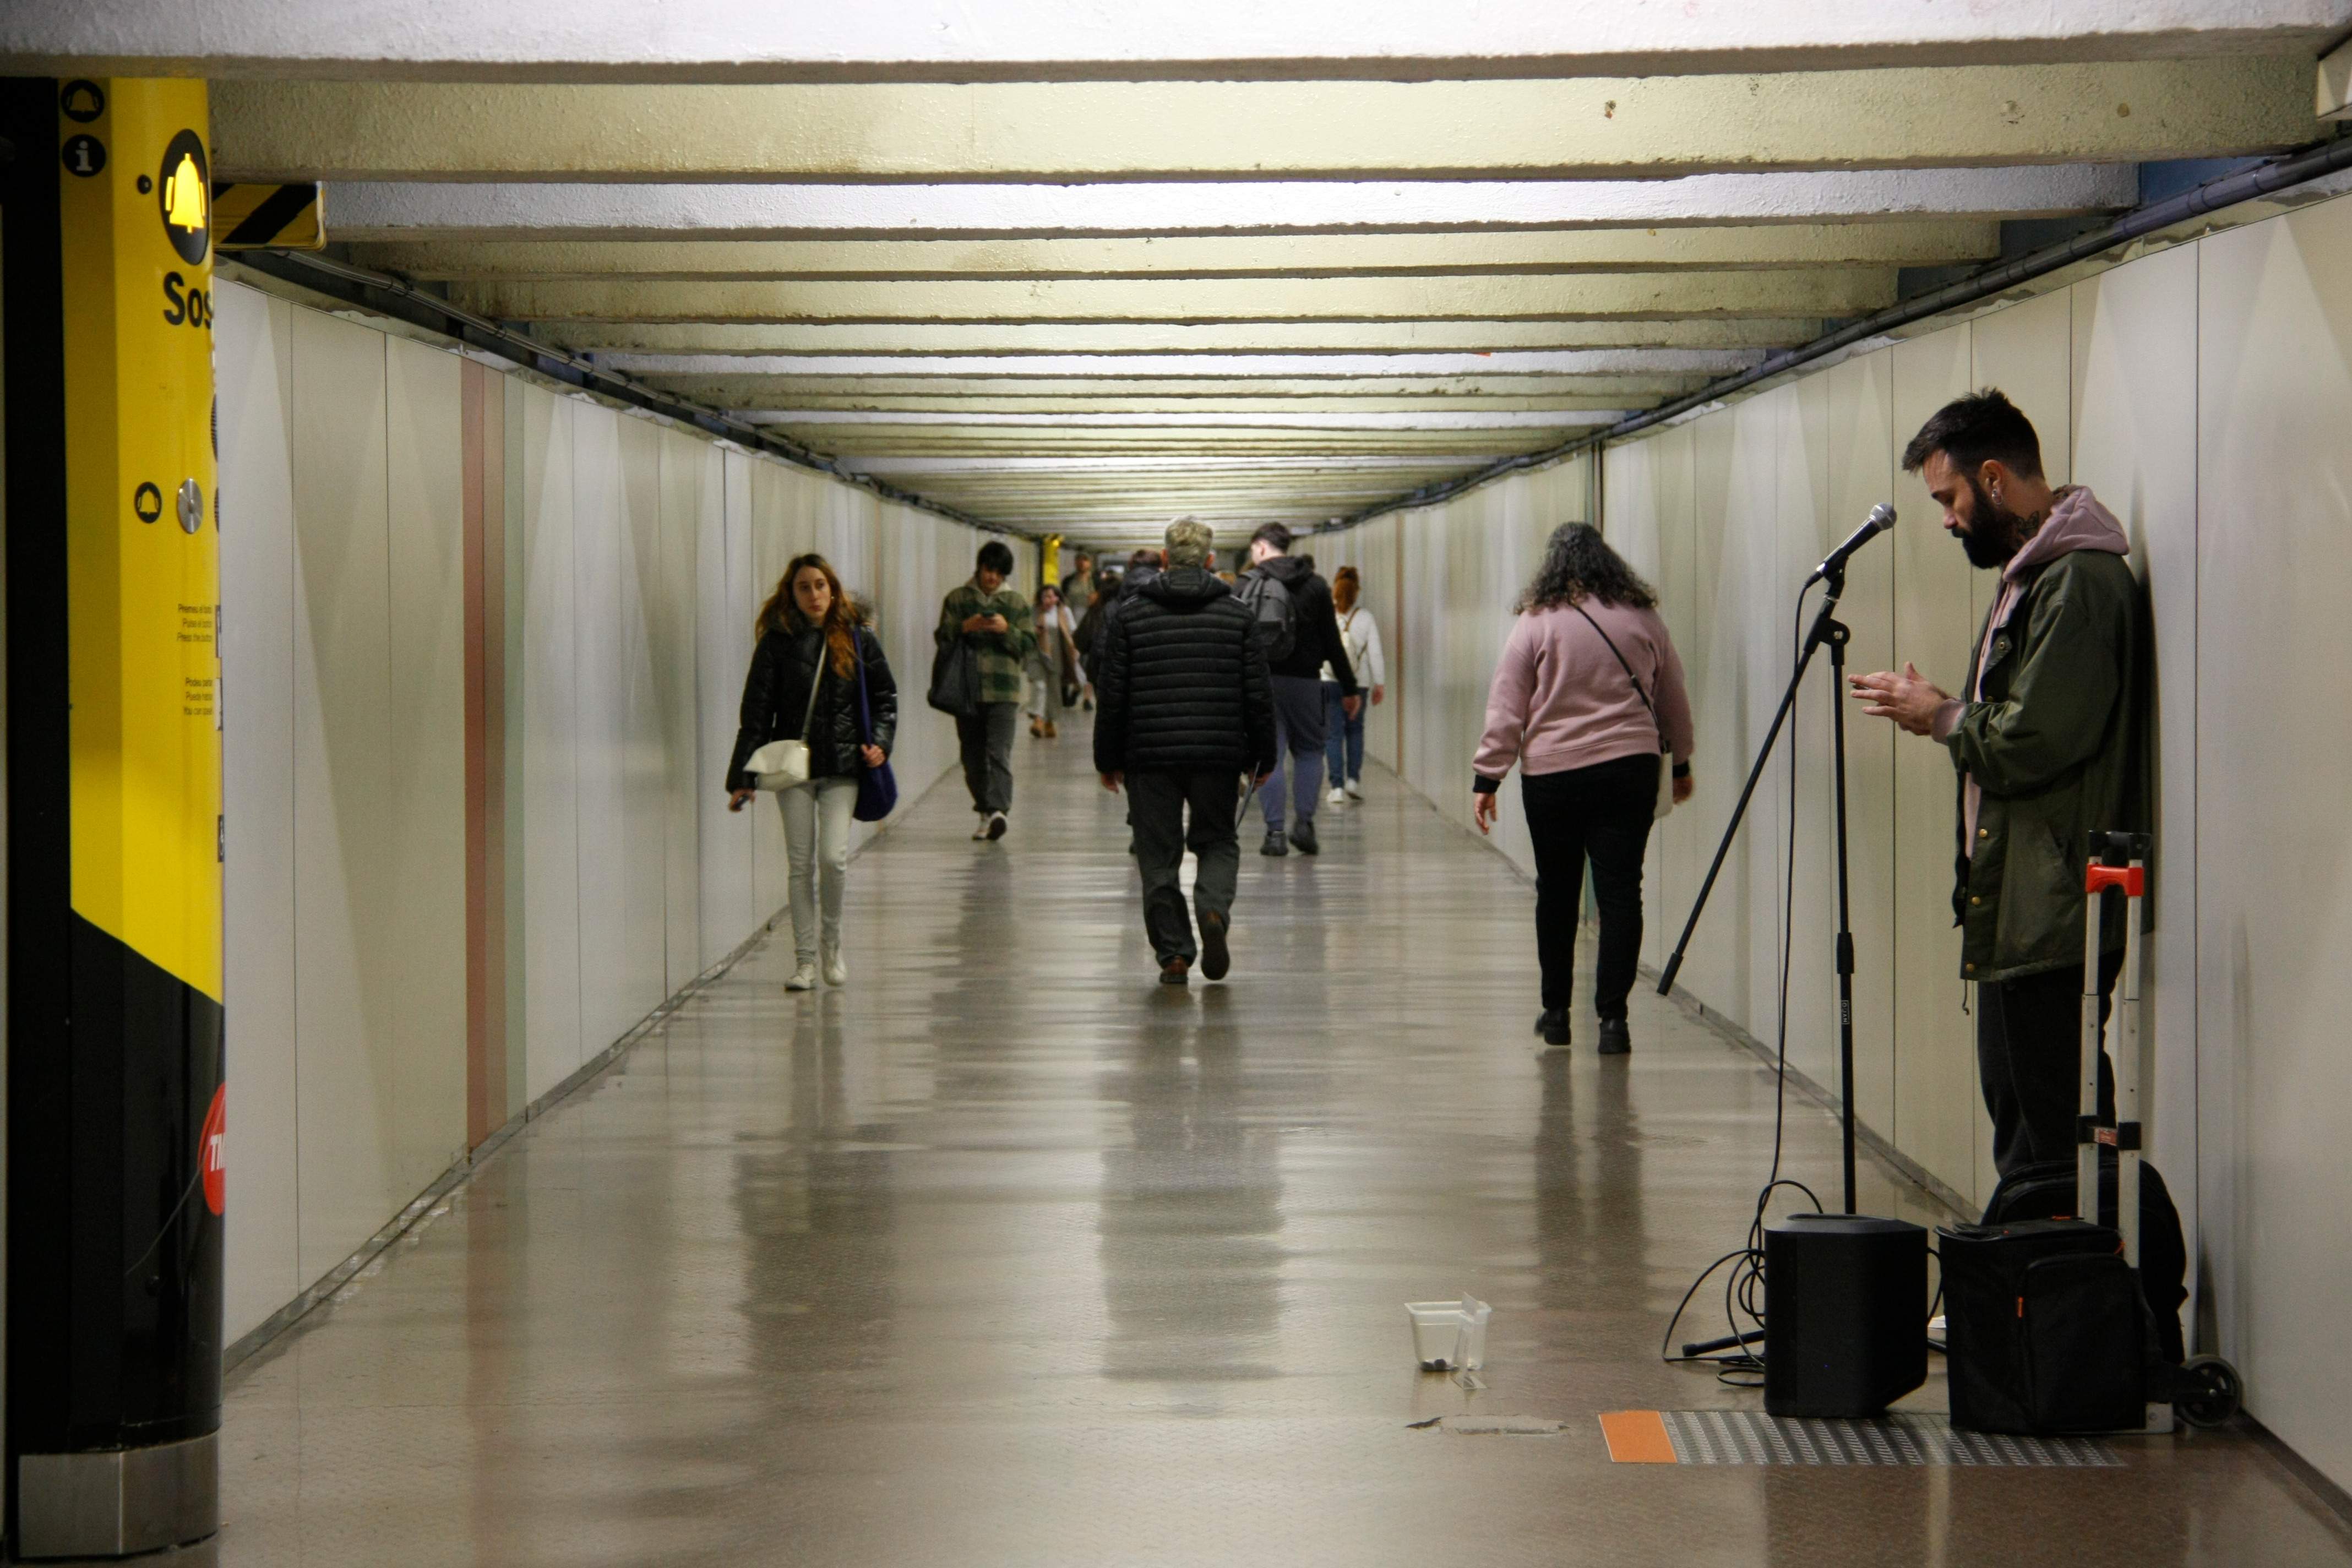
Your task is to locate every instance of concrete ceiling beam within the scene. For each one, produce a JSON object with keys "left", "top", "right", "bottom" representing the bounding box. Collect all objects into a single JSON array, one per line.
[
  {"left": 455, "top": 272, "right": 1894, "bottom": 324},
  {"left": 213, "top": 62, "right": 2317, "bottom": 183},
  {"left": 647, "top": 374, "right": 1698, "bottom": 400},
  {"left": 705, "top": 395, "right": 1646, "bottom": 414},
  {"left": 597, "top": 349, "right": 1765, "bottom": 378},
  {"left": 840, "top": 456, "right": 1494, "bottom": 473},
  {"left": 325, "top": 167, "right": 2137, "bottom": 241},
  {"left": 350, "top": 222, "right": 2000, "bottom": 282},
  {"left": 745, "top": 410, "right": 1623, "bottom": 429},
  {"left": 20, "top": 1, "right": 2345, "bottom": 81},
  {"left": 549, "top": 320, "right": 1820, "bottom": 354}
]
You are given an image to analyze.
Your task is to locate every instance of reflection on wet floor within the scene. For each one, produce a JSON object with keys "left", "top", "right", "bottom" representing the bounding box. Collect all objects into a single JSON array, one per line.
[{"left": 208, "top": 721, "right": 2352, "bottom": 1566}]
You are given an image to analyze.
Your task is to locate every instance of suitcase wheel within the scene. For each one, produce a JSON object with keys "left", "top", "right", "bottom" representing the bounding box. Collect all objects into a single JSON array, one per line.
[{"left": 2173, "top": 1354, "right": 2243, "bottom": 1430}]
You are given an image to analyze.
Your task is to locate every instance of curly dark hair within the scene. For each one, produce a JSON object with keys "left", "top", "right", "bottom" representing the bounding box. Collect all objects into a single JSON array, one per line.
[{"left": 1518, "top": 522, "right": 1656, "bottom": 613}]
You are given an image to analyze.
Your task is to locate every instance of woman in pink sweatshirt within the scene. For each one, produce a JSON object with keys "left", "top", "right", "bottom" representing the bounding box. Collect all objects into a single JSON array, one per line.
[{"left": 1473, "top": 524, "right": 1695, "bottom": 1054}]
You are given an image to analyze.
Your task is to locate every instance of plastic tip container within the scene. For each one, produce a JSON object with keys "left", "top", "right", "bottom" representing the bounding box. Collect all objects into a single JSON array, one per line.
[{"left": 1406, "top": 1296, "right": 1491, "bottom": 1371}]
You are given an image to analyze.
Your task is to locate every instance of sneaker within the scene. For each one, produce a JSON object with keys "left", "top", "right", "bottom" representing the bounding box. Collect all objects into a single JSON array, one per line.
[
  {"left": 1260, "top": 828, "right": 1288, "bottom": 857},
  {"left": 1199, "top": 910, "right": 1231, "bottom": 982},
  {"left": 1328, "top": 786, "right": 1347, "bottom": 805},
  {"left": 1290, "top": 817, "right": 1319, "bottom": 856},
  {"left": 972, "top": 817, "right": 990, "bottom": 840},
  {"left": 821, "top": 946, "right": 848, "bottom": 987},
  {"left": 1082, "top": 696, "right": 1094, "bottom": 711},
  {"left": 786, "top": 960, "right": 818, "bottom": 992},
  {"left": 1160, "top": 956, "right": 1191, "bottom": 986},
  {"left": 985, "top": 810, "right": 1009, "bottom": 841},
  {"left": 1344, "top": 777, "right": 1364, "bottom": 801},
  {"left": 1534, "top": 1008, "right": 1571, "bottom": 1047},
  {"left": 1597, "top": 1019, "right": 1632, "bottom": 1055}
]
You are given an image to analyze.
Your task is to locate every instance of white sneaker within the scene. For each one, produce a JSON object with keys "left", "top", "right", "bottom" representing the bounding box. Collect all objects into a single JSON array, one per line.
[
  {"left": 1344, "top": 778, "right": 1364, "bottom": 801},
  {"left": 1327, "top": 786, "right": 1346, "bottom": 805},
  {"left": 786, "top": 960, "right": 818, "bottom": 992},
  {"left": 821, "top": 946, "right": 848, "bottom": 987},
  {"left": 972, "top": 818, "right": 989, "bottom": 840}
]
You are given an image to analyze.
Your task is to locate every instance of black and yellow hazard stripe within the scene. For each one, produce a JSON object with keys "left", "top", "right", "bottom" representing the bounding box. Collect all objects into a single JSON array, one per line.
[
  {"left": 5, "top": 75, "right": 225, "bottom": 1517},
  {"left": 211, "top": 181, "right": 323, "bottom": 251}
]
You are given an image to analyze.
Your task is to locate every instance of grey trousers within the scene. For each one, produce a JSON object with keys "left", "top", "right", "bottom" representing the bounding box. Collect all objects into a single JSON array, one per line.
[
  {"left": 1256, "top": 673, "right": 1328, "bottom": 830},
  {"left": 957, "top": 700, "right": 1019, "bottom": 813},
  {"left": 777, "top": 776, "right": 856, "bottom": 960},
  {"left": 1127, "top": 769, "right": 1242, "bottom": 963}
]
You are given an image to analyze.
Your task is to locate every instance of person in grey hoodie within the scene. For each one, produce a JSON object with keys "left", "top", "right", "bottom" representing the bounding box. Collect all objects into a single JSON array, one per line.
[{"left": 1851, "top": 389, "right": 2146, "bottom": 1175}]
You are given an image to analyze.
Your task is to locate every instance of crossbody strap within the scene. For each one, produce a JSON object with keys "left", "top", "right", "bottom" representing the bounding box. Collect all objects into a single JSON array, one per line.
[
  {"left": 795, "top": 638, "right": 827, "bottom": 741},
  {"left": 1568, "top": 602, "right": 1667, "bottom": 749}
]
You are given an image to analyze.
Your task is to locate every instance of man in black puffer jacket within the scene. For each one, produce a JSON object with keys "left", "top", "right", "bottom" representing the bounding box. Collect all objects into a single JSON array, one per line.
[{"left": 1095, "top": 519, "right": 1277, "bottom": 985}]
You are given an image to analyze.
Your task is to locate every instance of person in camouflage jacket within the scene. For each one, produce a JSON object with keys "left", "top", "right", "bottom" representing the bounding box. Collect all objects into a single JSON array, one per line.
[{"left": 936, "top": 540, "right": 1036, "bottom": 837}]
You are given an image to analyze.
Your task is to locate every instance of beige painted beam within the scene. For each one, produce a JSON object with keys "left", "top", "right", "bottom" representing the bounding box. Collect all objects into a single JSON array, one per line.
[
  {"left": 713, "top": 395, "right": 1644, "bottom": 414},
  {"left": 214, "top": 62, "right": 2315, "bottom": 182},
  {"left": 545, "top": 319, "right": 1821, "bottom": 354},
  {"left": 459, "top": 271, "right": 1893, "bottom": 323},
  {"left": 606, "top": 349, "right": 1762, "bottom": 378},
  {"left": 653, "top": 374, "right": 1698, "bottom": 400},
  {"left": 19, "top": 2, "right": 2346, "bottom": 83},
  {"left": 351, "top": 222, "right": 1999, "bottom": 281}
]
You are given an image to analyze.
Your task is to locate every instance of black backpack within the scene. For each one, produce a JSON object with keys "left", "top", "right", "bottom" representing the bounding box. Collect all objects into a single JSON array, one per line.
[
  {"left": 1979, "top": 1152, "right": 2187, "bottom": 1365},
  {"left": 1234, "top": 569, "right": 1298, "bottom": 664}
]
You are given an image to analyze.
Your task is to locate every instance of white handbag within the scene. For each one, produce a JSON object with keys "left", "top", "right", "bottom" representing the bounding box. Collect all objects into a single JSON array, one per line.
[{"left": 747, "top": 653, "right": 827, "bottom": 791}]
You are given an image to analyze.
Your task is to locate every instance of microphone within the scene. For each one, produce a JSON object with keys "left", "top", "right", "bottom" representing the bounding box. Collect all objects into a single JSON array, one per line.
[{"left": 1805, "top": 503, "right": 1896, "bottom": 586}]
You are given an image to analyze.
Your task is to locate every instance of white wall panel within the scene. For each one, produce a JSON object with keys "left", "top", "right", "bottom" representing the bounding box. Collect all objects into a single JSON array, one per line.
[
  {"left": 569, "top": 404, "right": 632, "bottom": 1057},
  {"left": 614, "top": 413, "right": 671, "bottom": 1028},
  {"left": 287, "top": 311, "right": 399, "bottom": 1284},
  {"left": 383, "top": 335, "right": 470, "bottom": 1194},
  {"left": 657, "top": 427, "right": 706, "bottom": 990},
  {"left": 516, "top": 386, "right": 583, "bottom": 1099},
  {"left": 2195, "top": 196, "right": 2352, "bottom": 1484},
  {"left": 215, "top": 283, "right": 302, "bottom": 1340},
  {"left": 698, "top": 447, "right": 756, "bottom": 969}
]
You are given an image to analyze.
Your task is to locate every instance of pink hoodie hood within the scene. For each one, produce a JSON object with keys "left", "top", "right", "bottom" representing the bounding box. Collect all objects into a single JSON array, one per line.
[{"left": 2002, "top": 485, "right": 2130, "bottom": 582}]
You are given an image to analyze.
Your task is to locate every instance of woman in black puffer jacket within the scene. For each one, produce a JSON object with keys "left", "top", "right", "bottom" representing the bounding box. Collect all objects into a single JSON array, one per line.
[{"left": 727, "top": 554, "right": 898, "bottom": 992}]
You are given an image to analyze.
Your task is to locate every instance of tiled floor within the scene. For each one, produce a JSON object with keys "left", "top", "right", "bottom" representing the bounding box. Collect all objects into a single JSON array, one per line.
[{"left": 200, "top": 725, "right": 2352, "bottom": 1565}]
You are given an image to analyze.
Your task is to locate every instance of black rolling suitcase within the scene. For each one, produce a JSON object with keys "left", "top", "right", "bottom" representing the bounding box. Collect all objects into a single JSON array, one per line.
[{"left": 1940, "top": 833, "right": 2240, "bottom": 1435}]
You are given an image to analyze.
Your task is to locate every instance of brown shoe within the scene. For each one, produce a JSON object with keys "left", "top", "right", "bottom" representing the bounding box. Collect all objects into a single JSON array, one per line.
[
  {"left": 1029, "top": 717, "right": 1044, "bottom": 738},
  {"left": 1043, "top": 719, "right": 1058, "bottom": 738},
  {"left": 1159, "top": 956, "right": 1191, "bottom": 986}
]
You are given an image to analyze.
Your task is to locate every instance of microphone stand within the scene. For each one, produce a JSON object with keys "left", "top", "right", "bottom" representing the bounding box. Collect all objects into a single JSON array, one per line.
[{"left": 1657, "top": 560, "right": 1861, "bottom": 1215}]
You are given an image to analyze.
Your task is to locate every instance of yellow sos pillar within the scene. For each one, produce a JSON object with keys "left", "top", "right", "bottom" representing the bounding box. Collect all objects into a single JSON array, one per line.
[{"left": 4, "top": 78, "right": 224, "bottom": 1558}]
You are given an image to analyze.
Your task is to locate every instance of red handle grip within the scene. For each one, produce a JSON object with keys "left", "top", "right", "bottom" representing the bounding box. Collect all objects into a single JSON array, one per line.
[{"left": 2086, "top": 864, "right": 2144, "bottom": 896}]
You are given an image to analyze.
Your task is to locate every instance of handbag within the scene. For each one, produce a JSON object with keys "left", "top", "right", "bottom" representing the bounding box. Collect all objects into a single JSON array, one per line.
[
  {"left": 927, "top": 631, "right": 982, "bottom": 718},
  {"left": 851, "top": 631, "right": 899, "bottom": 823},
  {"left": 1570, "top": 602, "right": 1676, "bottom": 821},
  {"left": 744, "top": 645, "right": 826, "bottom": 790}
]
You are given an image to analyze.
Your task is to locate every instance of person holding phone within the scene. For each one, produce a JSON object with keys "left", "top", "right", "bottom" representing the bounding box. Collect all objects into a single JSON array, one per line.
[{"left": 935, "top": 540, "right": 1035, "bottom": 840}]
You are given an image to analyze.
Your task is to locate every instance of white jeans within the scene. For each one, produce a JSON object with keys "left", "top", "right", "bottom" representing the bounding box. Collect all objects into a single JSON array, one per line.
[{"left": 777, "top": 776, "right": 857, "bottom": 960}]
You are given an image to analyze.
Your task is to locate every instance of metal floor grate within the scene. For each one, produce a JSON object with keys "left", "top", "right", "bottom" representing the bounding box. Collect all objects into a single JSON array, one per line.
[{"left": 1653, "top": 1410, "right": 2121, "bottom": 1467}]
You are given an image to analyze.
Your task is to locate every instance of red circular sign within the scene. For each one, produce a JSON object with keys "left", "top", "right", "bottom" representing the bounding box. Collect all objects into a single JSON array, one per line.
[{"left": 201, "top": 1085, "right": 226, "bottom": 1216}]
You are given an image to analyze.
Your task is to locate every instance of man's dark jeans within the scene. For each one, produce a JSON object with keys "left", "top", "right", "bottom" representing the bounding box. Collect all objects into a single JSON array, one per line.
[
  {"left": 956, "top": 701, "right": 1019, "bottom": 814},
  {"left": 1522, "top": 754, "right": 1658, "bottom": 1020},
  {"left": 1126, "top": 769, "right": 1242, "bottom": 963},
  {"left": 1977, "top": 948, "right": 2122, "bottom": 1177}
]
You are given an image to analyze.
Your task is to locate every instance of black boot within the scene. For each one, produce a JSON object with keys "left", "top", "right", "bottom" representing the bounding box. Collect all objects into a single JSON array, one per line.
[
  {"left": 1534, "top": 1009, "right": 1571, "bottom": 1048},
  {"left": 1597, "top": 1018, "right": 1632, "bottom": 1055}
]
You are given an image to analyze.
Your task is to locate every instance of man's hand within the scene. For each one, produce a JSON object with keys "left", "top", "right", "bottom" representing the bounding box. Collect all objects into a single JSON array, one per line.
[
  {"left": 1342, "top": 693, "right": 1363, "bottom": 719},
  {"left": 1673, "top": 773, "right": 1695, "bottom": 805},
  {"left": 1100, "top": 771, "right": 1123, "bottom": 793},
  {"left": 1850, "top": 662, "right": 1950, "bottom": 737},
  {"left": 960, "top": 613, "right": 988, "bottom": 634},
  {"left": 1371, "top": 684, "right": 1385, "bottom": 706},
  {"left": 983, "top": 613, "right": 1009, "bottom": 634},
  {"left": 1251, "top": 770, "right": 1273, "bottom": 791},
  {"left": 1472, "top": 790, "right": 1498, "bottom": 836}
]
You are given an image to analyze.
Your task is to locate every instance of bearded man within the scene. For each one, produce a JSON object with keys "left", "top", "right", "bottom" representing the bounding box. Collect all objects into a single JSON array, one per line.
[{"left": 1849, "top": 389, "right": 2146, "bottom": 1177}]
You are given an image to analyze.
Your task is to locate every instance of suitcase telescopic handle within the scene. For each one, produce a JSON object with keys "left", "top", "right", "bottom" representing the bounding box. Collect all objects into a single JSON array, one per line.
[{"left": 2080, "top": 830, "right": 2149, "bottom": 1269}]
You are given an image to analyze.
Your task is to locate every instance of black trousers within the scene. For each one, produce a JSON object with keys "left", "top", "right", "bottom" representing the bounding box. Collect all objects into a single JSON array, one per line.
[
  {"left": 1522, "top": 754, "right": 1658, "bottom": 1020},
  {"left": 1126, "top": 769, "right": 1242, "bottom": 963},
  {"left": 956, "top": 701, "right": 1019, "bottom": 814},
  {"left": 1977, "top": 948, "right": 2122, "bottom": 1177}
]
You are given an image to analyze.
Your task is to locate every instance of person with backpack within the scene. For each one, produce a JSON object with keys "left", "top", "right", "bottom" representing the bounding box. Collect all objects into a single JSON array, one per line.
[
  {"left": 1238, "top": 523, "right": 1358, "bottom": 856},
  {"left": 727, "top": 554, "right": 898, "bottom": 992},
  {"left": 935, "top": 540, "right": 1035, "bottom": 840},
  {"left": 1472, "top": 524, "right": 1693, "bottom": 1054}
]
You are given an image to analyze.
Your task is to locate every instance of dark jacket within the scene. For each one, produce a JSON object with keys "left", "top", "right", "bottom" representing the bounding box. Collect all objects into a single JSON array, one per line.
[
  {"left": 727, "top": 625, "right": 897, "bottom": 792},
  {"left": 1946, "top": 548, "right": 2144, "bottom": 983},
  {"left": 1093, "top": 567, "right": 1277, "bottom": 776},
  {"left": 1251, "top": 553, "right": 1358, "bottom": 692},
  {"left": 1080, "top": 565, "right": 1154, "bottom": 684}
]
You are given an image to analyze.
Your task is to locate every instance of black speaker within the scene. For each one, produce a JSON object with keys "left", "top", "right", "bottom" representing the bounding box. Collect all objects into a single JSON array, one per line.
[{"left": 1763, "top": 1213, "right": 1928, "bottom": 1418}]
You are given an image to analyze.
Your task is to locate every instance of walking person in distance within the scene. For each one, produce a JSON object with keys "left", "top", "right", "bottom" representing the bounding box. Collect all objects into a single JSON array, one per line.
[
  {"left": 937, "top": 540, "right": 1035, "bottom": 840},
  {"left": 1323, "top": 565, "right": 1386, "bottom": 804},
  {"left": 727, "top": 554, "right": 898, "bottom": 992},
  {"left": 1473, "top": 524, "right": 1694, "bottom": 1053},
  {"left": 1239, "top": 523, "right": 1359, "bottom": 856},
  {"left": 1095, "top": 519, "right": 1277, "bottom": 986},
  {"left": 1026, "top": 581, "right": 1079, "bottom": 739}
]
